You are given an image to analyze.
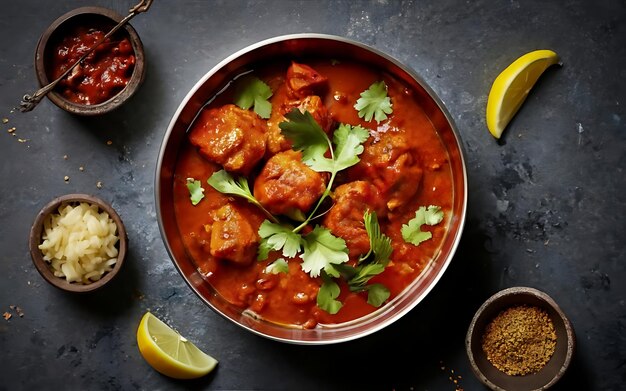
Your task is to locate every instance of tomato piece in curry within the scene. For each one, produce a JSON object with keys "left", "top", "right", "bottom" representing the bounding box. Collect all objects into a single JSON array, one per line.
[{"left": 173, "top": 59, "right": 453, "bottom": 328}]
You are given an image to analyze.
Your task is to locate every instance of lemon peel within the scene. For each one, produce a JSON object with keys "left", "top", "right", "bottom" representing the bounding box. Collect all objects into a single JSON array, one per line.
[
  {"left": 486, "top": 49, "right": 561, "bottom": 139},
  {"left": 136, "top": 312, "right": 218, "bottom": 379}
]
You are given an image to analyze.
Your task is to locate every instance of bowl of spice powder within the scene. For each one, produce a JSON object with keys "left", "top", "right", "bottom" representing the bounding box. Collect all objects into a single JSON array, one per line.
[{"left": 466, "top": 287, "right": 575, "bottom": 391}]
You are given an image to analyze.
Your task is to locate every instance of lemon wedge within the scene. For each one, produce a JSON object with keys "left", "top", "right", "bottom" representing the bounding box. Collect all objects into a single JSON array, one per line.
[
  {"left": 136, "top": 312, "right": 218, "bottom": 379},
  {"left": 486, "top": 49, "right": 560, "bottom": 139}
]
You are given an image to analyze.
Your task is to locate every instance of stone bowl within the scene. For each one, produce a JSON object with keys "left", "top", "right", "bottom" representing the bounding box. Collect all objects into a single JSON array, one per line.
[
  {"left": 34, "top": 6, "right": 146, "bottom": 115},
  {"left": 29, "top": 193, "right": 128, "bottom": 293},
  {"left": 466, "top": 287, "right": 576, "bottom": 390}
]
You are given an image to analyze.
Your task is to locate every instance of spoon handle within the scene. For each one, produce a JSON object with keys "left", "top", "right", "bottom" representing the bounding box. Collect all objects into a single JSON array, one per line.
[{"left": 19, "top": 0, "right": 153, "bottom": 113}]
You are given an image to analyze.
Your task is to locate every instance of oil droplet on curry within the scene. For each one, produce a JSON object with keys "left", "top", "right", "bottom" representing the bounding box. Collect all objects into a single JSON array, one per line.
[{"left": 173, "top": 59, "right": 453, "bottom": 328}]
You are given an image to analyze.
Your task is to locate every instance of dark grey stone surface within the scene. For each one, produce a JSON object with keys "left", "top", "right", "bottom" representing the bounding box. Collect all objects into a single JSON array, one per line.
[{"left": 1, "top": 0, "right": 624, "bottom": 390}]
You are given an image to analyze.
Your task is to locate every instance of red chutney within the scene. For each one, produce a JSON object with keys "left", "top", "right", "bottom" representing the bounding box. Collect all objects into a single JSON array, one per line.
[
  {"left": 48, "top": 25, "right": 135, "bottom": 105},
  {"left": 173, "top": 59, "right": 454, "bottom": 328}
]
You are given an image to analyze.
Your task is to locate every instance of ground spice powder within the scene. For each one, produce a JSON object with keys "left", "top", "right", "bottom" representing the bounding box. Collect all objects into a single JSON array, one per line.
[{"left": 481, "top": 304, "right": 557, "bottom": 376}]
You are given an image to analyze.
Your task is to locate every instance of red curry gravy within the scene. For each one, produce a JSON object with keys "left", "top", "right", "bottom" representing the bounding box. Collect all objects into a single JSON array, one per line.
[
  {"left": 47, "top": 23, "right": 136, "bottom": 105},
  {"left": 173, "top": 59, "right": 453, "bottom": 328}
]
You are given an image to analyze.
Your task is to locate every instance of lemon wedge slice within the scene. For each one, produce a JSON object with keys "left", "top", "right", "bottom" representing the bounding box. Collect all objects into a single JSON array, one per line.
[
  {"left": 486, "top": 49, "right": 560, "bottom": 139},
  {"left": 137, "top": 312, "right": 218, "bottom": 379}
]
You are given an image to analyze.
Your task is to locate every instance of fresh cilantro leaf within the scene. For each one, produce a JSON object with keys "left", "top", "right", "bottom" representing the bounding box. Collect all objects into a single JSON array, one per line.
[
  {"left": 322, "top": 262, "right": 341, "bottom": 278},
  {"left": 317, "top": 272, "right": 342, "bottom": 314},
  {"left": 354, "top": 81, "right": 393, "bottom": 123},
  {"left": 253, "top": 96, "right": 272, "bottom": 119},
  {"left": 360, "top": 210, "right": 392, "bottom": 264},
  {"left": 279, "top": 109, "right": 330, "bottom": 164},
  {"left": 300, "top": 226, "right": 349, "bottom": 278},
  {"left": 207, "top": 169, "right": 253, "bottom": 200},
  {"left": 366, "top": 283, "right": 390, "bottom": 307},
  {"left": 332, "top": 263, "right": 389, "bottom": 308},
  {"left": 332, "top": 123, "right": 370, "bottom": 170},
  {"left": 264, "top": 258, "right": 289, "bottom": 274},
  {"left": 233, "top": 75, "right": 273, "bottom": 119},
  {"left": 258, "top": 220, "right": 302, "bottom": 260},
  {"left": 207, "top": 170, "right": 278, "bottom": 223},
  {"left": 423, "top": 206, "right": 444, "bottom": 225},
  {"left": 327, "top": 211, "right": 393, "bottom": 309},
  {"left": 401, "top": 205, "right": 444, "bottom": 246},
  {"left": 348, "top": 263, "right": 386, "bottom": 288},
  {"left": 186, "top": 178, "right": 205, "bottom": 205},
  {"left": 307, "top": 123, "right": 370, "bottom": 173},
  {"left": 257, "top": 239, "right": 273, "bottom": 261}
]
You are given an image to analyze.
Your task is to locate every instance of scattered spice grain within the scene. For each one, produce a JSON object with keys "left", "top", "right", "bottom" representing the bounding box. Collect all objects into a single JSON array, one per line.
[
  {"left": 481, "top": 304, "right": 556, "bottom": 376},
  {"left": 96, "top": 181, "right": 103, "bottom": 189},
  {"left": 439, "top": 359, "right": 464, "bottom": 391},
  {"left": 9, "top": 305, "right": 24, "bottom": 317},
  {"left": 3, "top": 312, "right": 11, "bottom": 320}
]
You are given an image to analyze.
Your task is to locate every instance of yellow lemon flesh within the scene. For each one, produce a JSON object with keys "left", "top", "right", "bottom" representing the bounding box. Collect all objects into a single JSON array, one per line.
[
  {"left": 137, "top": 312, "right": 218, "bottom": 379},
  {"left": 486, "top": 49, "right": 560, "bottom": 139}
]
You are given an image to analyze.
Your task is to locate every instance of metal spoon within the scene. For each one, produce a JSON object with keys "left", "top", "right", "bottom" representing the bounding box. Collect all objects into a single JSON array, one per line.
[{"left": 19, "top": 0, "right": 153, "bottom": 113}]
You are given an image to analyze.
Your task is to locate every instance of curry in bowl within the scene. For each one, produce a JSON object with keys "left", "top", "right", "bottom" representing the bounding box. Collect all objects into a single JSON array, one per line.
[
  {"left": 173, "top": 57, "right": 455, "bottom": 328},
  {"left": 157, "top": 35, "right": 466, "bottom": 343}
]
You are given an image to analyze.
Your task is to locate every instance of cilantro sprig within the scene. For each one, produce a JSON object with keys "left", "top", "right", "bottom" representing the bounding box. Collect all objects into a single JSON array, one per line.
[
  {"left": 317, "top": 272, "right": 343, "bottom": 315},
  {"left": 300, "top": 225, "right": 349, "bottom": 278},
  {"left": 233, "top": 75, "right": 273, "bottom": 119},
  {"left": 354, "top": 81, "right": 393, "bottom": 123},
  {"left": 360, "top": 210, "right": 392, "bottom": 263},
  {"left": 279, "top": 109, "right": 369, "bottom": 232},
  {"left": 186, "top": 178, "right": 205, "bottom": 206},
  {"left": 207, "top": 170, "right": 278, "bottom": 223},
  {"left": 330, "top": 211, "right": 393, "bottom": 311},
  {"left": 257, "top": 220, "right": 302, "bottom": 260},
  {"left": 401, "top": 205, "right": 444, "bottom": 245}
]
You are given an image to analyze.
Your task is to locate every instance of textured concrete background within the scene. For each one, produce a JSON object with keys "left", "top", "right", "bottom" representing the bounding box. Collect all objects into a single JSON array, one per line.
[{"left": 0, "top": 1, "right": 624, "bottom": 390}]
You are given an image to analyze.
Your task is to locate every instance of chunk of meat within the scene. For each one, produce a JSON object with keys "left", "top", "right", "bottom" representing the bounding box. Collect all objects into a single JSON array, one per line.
[
  {"left": 294, "top": 95, "right": 334, "bottom": 133},
  {"left": 267, "top": 95, "right": 333, "bottom": 156},
  {"left": 208, "top": 204, "right": 259, "bottom": 265},
  {"left": 323, "top": 181, "right": 386, "bottom": 257},
  {"left": 254, "top": 150, "right": 326, "bottom": 216},
  {"left": 349, "top": 131, "right": 423, "bottom": 212},
  {"left": 266, "top": 85, "right": 293, "bottom": 155},
  {"left": 188, "top": 104, "right": 266, "bottom": 175},
  {"left": 286, "top": 62, "right": 328, "bottom": 99}
]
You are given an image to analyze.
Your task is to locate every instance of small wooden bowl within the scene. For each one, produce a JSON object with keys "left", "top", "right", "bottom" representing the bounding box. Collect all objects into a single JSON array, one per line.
[
  {"left": 466, "top": 287, "right": 575, "bottom": 391},
  {"left": 34, "top": 6, "right": 146, "bottom": 115},
  {"left": 29, "top": 194, "right": 127, "bottom": 293}
]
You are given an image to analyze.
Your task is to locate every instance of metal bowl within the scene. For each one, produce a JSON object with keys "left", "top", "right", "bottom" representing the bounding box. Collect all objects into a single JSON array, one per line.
[
  {"left": 155, "top": 34, "right": 467, "bottom": 344},
  {"left": 34, "top": 6, "right": 146, "bottom": 115}
]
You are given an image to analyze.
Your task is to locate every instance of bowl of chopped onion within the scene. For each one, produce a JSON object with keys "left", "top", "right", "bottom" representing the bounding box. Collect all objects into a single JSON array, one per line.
[{"left": 29, "top": 193, "right": 128, "bottom": 293}]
